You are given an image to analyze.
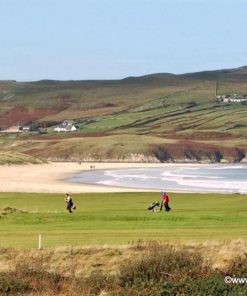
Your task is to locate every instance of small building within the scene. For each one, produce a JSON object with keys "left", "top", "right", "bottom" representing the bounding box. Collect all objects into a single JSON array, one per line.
[
  {"left": 230, "top": 98, "right": 247, "bottom": 103},
  {"left": 54, "top": 124, "right": 79, "bottom": 132},
  {"left": 218, "top": 94, "right": 247, "bottom": 104},
  {"left": 21, "top": 126, "right": 31, "bottom": 131}
]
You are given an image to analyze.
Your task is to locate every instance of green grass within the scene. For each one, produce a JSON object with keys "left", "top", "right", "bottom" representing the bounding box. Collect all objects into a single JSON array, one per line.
[{"left": 0, "top": 192, "right": 246, "bottom": 247}]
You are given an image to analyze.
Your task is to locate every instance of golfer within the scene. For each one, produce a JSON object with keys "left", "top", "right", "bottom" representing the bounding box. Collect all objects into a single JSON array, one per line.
[
  {"left": 160, "top": 191, "right": 171, "bottom": 212},
  {"left": 65, "top": 193, "right": 74, "bottom": 213}
]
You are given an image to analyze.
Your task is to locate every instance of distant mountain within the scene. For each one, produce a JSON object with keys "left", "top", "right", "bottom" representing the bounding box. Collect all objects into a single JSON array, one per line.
[
  {"left": 182, "top": 65, "right": 247, "bottom": 80},
  {"left": 0, "top": 65, "right": 246, "bottom": 163}
]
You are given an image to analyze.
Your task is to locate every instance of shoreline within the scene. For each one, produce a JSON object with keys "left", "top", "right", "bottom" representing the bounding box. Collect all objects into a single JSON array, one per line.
[
  {"left": 0, "top": 161, "right": 182, "bottom": 193},
  {"left": 1, "top": 161, "right": 246, "bottom": 194}
]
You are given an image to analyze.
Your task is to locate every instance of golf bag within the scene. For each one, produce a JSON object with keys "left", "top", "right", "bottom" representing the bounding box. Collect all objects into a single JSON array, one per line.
[{"left": 147, "top": 201, "right": 160, "bottom": 212}]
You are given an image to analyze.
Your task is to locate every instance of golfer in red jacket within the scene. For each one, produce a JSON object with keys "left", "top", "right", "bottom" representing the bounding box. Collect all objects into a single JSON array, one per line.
[{"left": 160, "top": 191, "right": 171, "bottom": 212}]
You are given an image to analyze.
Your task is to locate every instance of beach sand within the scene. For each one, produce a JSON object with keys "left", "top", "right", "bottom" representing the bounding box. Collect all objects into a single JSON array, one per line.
[{"left": 1, "top": 161, "right": 188, "bottom": 193}]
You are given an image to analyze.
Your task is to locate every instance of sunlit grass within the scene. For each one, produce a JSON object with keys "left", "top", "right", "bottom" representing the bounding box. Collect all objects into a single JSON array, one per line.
[{"left": 0, "top": 192, "right": 246, "bottom": 247}]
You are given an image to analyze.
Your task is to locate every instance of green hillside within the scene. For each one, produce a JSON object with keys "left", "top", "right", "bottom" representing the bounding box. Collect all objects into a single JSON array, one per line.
[{"left": 0, "top": 66, "right": 247, "bottom": 162}]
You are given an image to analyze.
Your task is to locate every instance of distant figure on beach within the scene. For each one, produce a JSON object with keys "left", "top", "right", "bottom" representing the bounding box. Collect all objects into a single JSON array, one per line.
[
  {"left": 65, "top": 193, "right": 76, "bottom": 213},
  {"left": 160, "top": 191, "right": 171, "bottom": 212}
]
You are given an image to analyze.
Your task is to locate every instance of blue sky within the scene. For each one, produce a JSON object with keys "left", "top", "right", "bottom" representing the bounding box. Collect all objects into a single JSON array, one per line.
[{"left": 0, "top": 0, "right": 246, "bottom": 81}]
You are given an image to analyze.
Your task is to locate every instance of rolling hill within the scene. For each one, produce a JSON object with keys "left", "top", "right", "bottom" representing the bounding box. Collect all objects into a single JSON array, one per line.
[{"left": 0, "top": 66, "right": 247, "bottom": 163}]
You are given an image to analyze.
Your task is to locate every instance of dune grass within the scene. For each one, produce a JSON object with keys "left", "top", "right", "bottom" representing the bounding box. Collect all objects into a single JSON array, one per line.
[
  {"left": 0, "top": 192, "right": 246, "bottom": 248},
  {"left": 0, "top": 152, "right": 44, "bottom": 165}
]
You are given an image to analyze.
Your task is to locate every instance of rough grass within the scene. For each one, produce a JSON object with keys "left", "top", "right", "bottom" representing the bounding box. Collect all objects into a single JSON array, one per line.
[
  {"left": 0, "top": 130, "right": 246, "bottom": 162},
  {"left": 0, "top": 191, "right": 247, "bottom": 295},
  {"left": 0, "top": 152, "right": 44, "bottom": 165},
  {"left": 0, "top": 241, "right": 247, "bottom": 295},
  {"left": 0, "top": 192, "right": 246, "bottom": 247}
]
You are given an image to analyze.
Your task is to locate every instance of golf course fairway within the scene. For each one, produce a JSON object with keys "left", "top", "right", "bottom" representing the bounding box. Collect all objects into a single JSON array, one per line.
[{"left": 0, "top": 192, "right": 246, "bottom": 248}]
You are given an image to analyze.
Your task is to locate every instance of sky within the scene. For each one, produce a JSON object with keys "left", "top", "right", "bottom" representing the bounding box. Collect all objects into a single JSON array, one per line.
[{"left": 0, "top": 0, "right": 246, "bottom": 81}]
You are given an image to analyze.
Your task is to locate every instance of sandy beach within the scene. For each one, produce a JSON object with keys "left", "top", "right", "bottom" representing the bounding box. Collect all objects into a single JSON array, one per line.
[{"left": 1, "top": 161, "right": 187, "bottom": 193}]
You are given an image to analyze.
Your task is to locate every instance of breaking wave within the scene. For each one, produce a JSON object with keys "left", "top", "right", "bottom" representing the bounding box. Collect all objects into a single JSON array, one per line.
[{"left": 69, "top": 164, "right": 247, "bottom": 193}]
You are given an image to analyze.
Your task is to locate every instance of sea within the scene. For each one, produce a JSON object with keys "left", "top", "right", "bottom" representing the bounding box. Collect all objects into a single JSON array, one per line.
[{"left": 68, "top": 164, "right": 247, "bottom": 193}]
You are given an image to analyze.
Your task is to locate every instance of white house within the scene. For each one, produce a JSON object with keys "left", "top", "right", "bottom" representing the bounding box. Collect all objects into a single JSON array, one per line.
[
  {"left": 54, "top": 124, "right": 79, "bottom": 132},
  {"left": 220, "top": 96, "right": 247, "bottom": 103},
  {"left": 228, "top": 98, "right": 247, "bottom": 103},
  {"left": 22, "top": 126, "right": 31, "bottom": 131}
]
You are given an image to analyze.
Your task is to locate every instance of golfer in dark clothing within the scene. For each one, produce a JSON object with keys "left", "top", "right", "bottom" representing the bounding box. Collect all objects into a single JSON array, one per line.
[
  {"left": 65, "top": 193, "right": 74, "bottom": 213},
  {"left": 160, "top": 191, "right": 171, "bottom": 212}
]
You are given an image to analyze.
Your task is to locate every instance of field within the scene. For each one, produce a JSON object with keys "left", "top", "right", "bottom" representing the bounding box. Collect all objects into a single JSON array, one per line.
[
  {"left": 0, "top": 67, "right": 247, "bottom": 163},
  {"left": 0, "top": 192, "right": 247, "bottom": 248},
  {"left": 1, "top": 192, "right": 247, "bottom": 295}
]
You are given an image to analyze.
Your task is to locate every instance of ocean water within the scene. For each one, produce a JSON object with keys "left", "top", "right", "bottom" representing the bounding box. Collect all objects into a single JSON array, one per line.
[{"left": 68, "top": 164, "right": 247, "bottom": 193}]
